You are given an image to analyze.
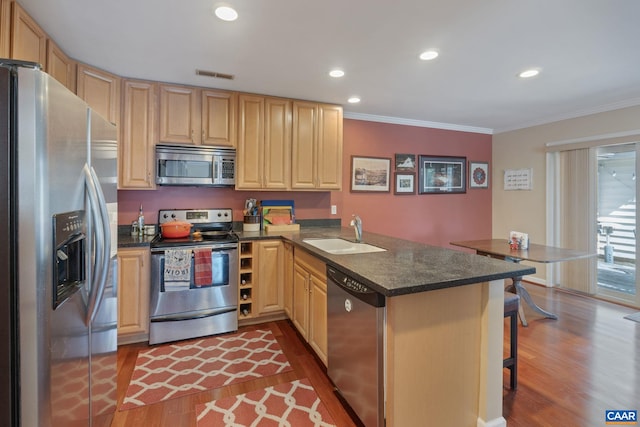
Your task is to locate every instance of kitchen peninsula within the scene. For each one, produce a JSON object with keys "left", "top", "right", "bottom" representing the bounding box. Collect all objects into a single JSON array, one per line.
[
  {"left": 119, "top": 227, "right": 534, "bottom": 427},
  {"left": 244, "top": 228, "right": 533, "bottom": 427}
]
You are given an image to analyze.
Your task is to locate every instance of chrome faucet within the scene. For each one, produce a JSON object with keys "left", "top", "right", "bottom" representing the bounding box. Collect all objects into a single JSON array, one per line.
[{"left": 350, "top": 215, "right": 363, "bottom": 242}]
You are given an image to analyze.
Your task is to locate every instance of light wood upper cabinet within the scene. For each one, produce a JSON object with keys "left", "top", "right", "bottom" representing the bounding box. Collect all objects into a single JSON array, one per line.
[
  {"left": 236, "top": 94, "right": 291, "bottom": 190},
  {"left": 0, "top": 0, "right": 12, "bottom": 58},
  {"left": 159, "top": 84, "right": 199, "bottom": 144},
  {"left": 120, "top": 79, "right": 157, "bottom": 189},
  {"left": 46, "top": 39, "right": 76, "bottom": 92},
  {"left": 117, "top": 248, "right": 150, "bottom": 344},
  {"left": 77, "top": 63, "right": 121, "bottom": 126},
  {"left": 291, "top": 102, "right": 343, "bottom": 190},
  {"left": 202, "top": 89, "right": 236, "bottom": 147},
  {"left": 316, "top": 104, "right": 343, "bottom": 189},
  {"left": 10, "top": 2, "right": 46, "bottom": 66},
  {"left": 256, "top": 240, "right": 285, "bottom": 315},
  {"left": 159, "top": 84, "right": 237, "bottom": 147}
]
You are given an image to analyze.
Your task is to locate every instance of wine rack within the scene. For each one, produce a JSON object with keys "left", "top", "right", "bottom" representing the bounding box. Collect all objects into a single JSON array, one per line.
[{"left": 239, "top": 241, "right": 255, "bottom": 318}]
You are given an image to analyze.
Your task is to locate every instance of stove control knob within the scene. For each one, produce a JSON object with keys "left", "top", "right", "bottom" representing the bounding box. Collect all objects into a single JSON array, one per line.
[
  {"left": 171, "top": 214, "right": 176, "bottom": 219},
  {"left": 163, "top": 214, "right": 169, "bottom": 219},
  {"left": 217, "top": 212, "right": 222, "bottom": 217}
]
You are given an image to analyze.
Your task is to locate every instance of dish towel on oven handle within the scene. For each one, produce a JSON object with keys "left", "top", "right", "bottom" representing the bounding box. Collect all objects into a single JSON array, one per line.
[
  {"left": 194, "top": 248, "right": 212, "bottom": 287},
  {"left": 164, "top": 249, "right": 191, "bottom": 291}
]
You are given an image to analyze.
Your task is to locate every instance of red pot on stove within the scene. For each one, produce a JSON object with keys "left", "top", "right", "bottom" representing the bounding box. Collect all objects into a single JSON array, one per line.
[{"left": 160, "top": 220, "right": 192, "bottom": 238}]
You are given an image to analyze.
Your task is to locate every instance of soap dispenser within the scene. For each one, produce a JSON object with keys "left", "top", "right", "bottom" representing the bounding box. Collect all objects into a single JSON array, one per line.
[{"left": 137, "top": 204, "right": 145, "bottom": 236}]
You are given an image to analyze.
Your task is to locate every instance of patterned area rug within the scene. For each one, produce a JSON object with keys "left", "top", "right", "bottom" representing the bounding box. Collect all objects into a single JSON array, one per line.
[
  {"left": 196, "top": 378, "right": 336, "bottom": 427},
  {"left": 624, "top": 312, "right": 640, "bottom": 323},
  {"left": 120, "top": 329, "right": 292, "bottom": 410}
]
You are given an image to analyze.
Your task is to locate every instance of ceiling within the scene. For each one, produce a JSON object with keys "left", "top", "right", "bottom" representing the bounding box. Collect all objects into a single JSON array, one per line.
[{"left": 19, "top": 0, "right": 640, "bottom": 134}]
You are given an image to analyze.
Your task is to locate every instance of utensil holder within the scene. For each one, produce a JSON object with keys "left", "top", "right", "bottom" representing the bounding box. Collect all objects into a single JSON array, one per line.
[{"left": 243, "top": 215, "right": 260, "bottom": 232}]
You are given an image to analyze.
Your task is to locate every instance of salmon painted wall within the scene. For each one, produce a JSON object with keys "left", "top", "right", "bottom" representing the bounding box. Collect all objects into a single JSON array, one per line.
[
  {"left": 334, "top": 119, "right": 492, "bottom": 248},
  {"left": 118, "top": 118, "right": 492, "bottom": 248}
]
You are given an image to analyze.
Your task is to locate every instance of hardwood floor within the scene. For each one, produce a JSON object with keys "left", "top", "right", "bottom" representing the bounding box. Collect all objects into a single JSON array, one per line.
[
  {"left": 504, "top": 284, "right": 639, "bottom": 427},
  {"left": 111, "top": 284, "right": 640, "bottom": 427}
]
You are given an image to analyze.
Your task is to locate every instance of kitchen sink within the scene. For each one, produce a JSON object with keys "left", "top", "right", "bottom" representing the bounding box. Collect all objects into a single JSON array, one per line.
[{"left": 302, "top": 238, "right": 386, "bottom": 254}]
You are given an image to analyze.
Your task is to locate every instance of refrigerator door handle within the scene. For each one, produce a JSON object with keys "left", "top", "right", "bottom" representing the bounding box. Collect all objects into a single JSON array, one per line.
[{"left": 83, "top": 163, "right": 110, "bottom": 324}]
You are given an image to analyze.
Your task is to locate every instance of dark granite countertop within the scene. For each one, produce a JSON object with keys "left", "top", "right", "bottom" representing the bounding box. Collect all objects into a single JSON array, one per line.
[
  {"left": 118, "top": 232, "right": 156, "bottom": 248},
  {"left": 240, "top": 227, "right": 536, "bottom": 297},
  {"left": 118, "top": 226, "right": 535, "bottom": 297}
]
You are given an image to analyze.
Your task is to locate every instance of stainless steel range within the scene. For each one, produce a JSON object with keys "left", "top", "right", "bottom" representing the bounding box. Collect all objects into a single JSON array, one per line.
[{"left": 149, "top": 208, "right": 239, "bottom": 345}]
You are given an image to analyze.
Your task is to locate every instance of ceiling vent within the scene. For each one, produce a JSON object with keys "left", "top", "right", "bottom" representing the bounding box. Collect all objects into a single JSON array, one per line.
[{"left": 195, "top": 69, "right": 235, "bottom": 80}]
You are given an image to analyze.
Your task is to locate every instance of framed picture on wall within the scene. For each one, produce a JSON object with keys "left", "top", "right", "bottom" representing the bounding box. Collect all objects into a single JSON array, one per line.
[
  {"left": 351, "top": 156, "right": 391, "bottom": 192},
  {"left": 469, "top": 161, "right": 489, "bottom": 189},
  {"left": 395, "top": 153, "right": 416, "bottom": 172},
  {"left": 394, "top": 172, "right": 416, "bottom": 195},
  {"left": 418, "top": 155, "right": 466, "bottom": 194}
]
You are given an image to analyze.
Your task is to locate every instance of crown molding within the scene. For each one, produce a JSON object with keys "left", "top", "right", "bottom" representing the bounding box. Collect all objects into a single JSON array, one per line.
[{"left": 343, "top": 112, "right": 494, "bottom": 135}]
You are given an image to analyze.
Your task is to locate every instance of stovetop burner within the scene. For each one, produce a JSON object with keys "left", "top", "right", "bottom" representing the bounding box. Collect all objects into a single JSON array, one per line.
[{"left": 152, "top": 208, "right": 239, "bottom": 249}]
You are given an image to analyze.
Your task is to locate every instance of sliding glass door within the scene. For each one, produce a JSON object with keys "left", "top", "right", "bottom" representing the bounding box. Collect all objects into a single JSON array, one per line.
[
  {"left": 596, "top": 144, "right": 638, "bottom": 305},
  {"left": 548, "top": 139, "right": 640, "bottom": 308}
]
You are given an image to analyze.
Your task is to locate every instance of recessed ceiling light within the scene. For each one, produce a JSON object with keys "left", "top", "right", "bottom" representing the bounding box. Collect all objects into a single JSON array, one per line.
[
  {"left": 347, "top": 96, "right": 361, "bottom": 104},
  {"left": 519, "top": 68, "right": 540, "bottom": 78},
  {"left": 329, "top": 69, "right": 345, "bottom": 78},
  {"left": 214, "top": 5, "right": 238, "bottom": 21},
  {"left": 419, "top": 50, "right": 439, "bottom": 61}
]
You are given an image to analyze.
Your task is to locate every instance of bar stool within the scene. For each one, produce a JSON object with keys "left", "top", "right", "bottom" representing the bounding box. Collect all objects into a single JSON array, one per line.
[{"left": 504, "top": 291, "right": 520, "bottom": 389}]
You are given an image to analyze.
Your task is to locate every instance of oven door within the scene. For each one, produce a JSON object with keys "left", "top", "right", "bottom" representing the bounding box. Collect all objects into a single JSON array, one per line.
[{"left": 150, "top": 244, "right": 238, "bottom": 321}]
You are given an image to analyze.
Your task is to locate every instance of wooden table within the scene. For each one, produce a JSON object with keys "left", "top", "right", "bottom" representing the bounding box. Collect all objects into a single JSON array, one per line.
[{"left": 451, "top": 239, "right": 594, "bottom": 326}]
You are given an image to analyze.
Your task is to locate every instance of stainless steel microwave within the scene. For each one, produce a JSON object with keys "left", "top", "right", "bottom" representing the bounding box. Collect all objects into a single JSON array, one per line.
[{"left": 155, "top": 144, "right": 235, "bottom": 187}]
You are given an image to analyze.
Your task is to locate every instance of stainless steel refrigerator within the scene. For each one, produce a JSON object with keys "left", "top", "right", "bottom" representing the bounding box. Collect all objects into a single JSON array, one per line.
[{"left": 0, "top": 60, "right": 118, "bottom": 427}]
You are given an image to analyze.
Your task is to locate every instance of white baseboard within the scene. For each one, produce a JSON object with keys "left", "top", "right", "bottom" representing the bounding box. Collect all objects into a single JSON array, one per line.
[{"left": 477, "top": 416, "right": 507, "bottom": 427}]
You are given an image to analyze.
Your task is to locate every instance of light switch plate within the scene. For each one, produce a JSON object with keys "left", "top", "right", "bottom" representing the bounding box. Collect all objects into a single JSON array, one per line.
[{"left": 331, "top": 205, "right": 337, "bottom": 215}]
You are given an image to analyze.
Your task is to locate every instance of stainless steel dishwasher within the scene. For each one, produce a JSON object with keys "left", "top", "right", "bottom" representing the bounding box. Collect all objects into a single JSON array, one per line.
[{"left": 327, "top": 265, "right": 386, "bottom": 427}]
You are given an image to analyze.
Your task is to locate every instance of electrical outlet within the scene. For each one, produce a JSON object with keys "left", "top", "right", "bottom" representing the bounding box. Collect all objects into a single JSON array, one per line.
[{"left": 331, "top": 205, "right": 337, "bottom": 215}]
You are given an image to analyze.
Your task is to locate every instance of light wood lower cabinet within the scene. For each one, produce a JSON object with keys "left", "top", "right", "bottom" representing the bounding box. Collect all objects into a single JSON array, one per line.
[
  {"left": 117, "top": 248, "right": 150, "bottom": 344},
  {"left": 283, "top": 242, "right": 294, "bottom": 318},
  {"left": 292, "top": 248, "right": 328, "bottom": 365},
  {"left": 256, "top": 240, "right": 285, "bottom": 315}
]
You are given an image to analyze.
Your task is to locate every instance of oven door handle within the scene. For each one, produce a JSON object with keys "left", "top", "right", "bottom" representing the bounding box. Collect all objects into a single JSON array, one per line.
[
  {"left": 150, "top": 307, "right": 237, "bottom": 323},
  {"left": 151, "top": 244, "right": 238, "bottom": 254}
]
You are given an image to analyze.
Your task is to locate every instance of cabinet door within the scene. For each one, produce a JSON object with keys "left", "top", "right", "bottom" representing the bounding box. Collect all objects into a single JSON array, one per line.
[
  {"left": 201, "top": 89, "right": 236, "bottom": 147},
  {"left": 291, "top": 101, "right": 317, "bottom": 189},
  {"left": 292, "top": 263, "right": 310, "bottom": 339},
  {"left": 283, "top": 242, "right": 294, "bottom": 318},
  {"left": 316, "top": 104, "right": 343, "bottom": 190},
  {"left": 256, "top": 240, "right": 284, "bottom": 315},
  {"left": 0, "top": 0, "right": 11, "bottom": 58},
  {"left": 264, "top": 97, "right": 291, "bottom": 189},
  {"left": 120, "top": 79, "right": 157, "bottom": 189},
  {"left": 236, "top": 94, "right": 264, "bottom": 189},
  {"left": 159, "top": 84, "right": 200, "bottom": 144},
  {"left": 117, "top": 249, "right": 150, "bottom": 341},
  {"left": 10, "top": 2, "right": 46, "bottom": 66},
  {"left": 309, "top": 273, "right": 328, "bottom": 365},
  {"left": 76, "top": 64, "right": 121, "bottom": 126},
  {"left": 46, "top": 39, "right": 76, "bottom": 92}
]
